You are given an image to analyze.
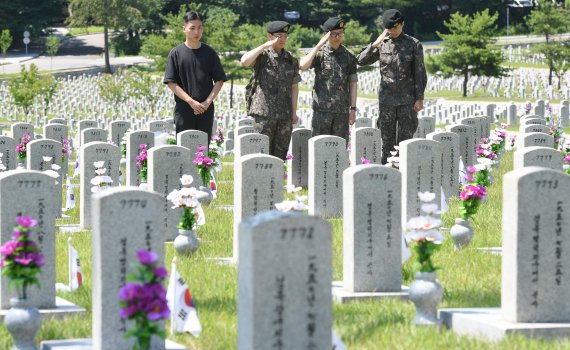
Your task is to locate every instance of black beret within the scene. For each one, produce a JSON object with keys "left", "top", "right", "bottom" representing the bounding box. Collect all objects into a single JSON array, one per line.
[
  {"left": 321, "top": 17, "right": 345, "bottom": 32},
  {"left": 382, "top": 9, "right": 404, "bottom": 29},
  {"left": 267, "top": 21, "right": 290, "bottom": 34}
]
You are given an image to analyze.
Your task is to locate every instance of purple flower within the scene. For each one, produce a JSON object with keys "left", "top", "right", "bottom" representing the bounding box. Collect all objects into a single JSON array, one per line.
[
  {"left": 360, "top": 157, "right": 371, "bottom": 164},
  {"left": 152, "top": 266, "right": 168, "bottom": 279},
  {"left": 197, "top": 145, "right": 206, "bottom": 152},
  {"left": 466, "top": 166, "right": 477, "bottom": 174},
  {"left": 286, "top": 153, "right": 295, "bottom": 160},
  {"left": 139, "top": 144, "right": 148, "bottom": 149},
  {"left": 14, "top": 253, "right": 33, "bottom": 266},
  {"left": 119, "top": 304, "right": 139, "bottom": 319},
  {"left": 11, "top": 231, "right": 24, "bottom": 240},
  {"left": 137, "top": 249, "right": 158, "bottom": 265},
  {"left": 119, "top": 282, "right": 142, "bottom": 300},
  {"left": 145, "top": 299, "right": 170, "bottom": 321},
  {"left": 16, "top": 216, "right": 38, "bottom": 228}
]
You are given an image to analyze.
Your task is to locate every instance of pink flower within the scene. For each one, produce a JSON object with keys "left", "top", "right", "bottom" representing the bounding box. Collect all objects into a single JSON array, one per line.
[
  {"left": 360, "top": 157, "right": 371, "bottom": 164},
  {"left": 16, "top": 216, "right": 38, "bottom": 228},
  {"left": 0, "top": 240, "right": 20, "bottom": 256},
  {"left": 286, "top": 153, "right": 295, "bottom": 160},
  {"left": 197, "top": 145, "right": 206, "bottom": 152},
  {"left": 466, "top": 166, "right": 477, "bottom": 174}
]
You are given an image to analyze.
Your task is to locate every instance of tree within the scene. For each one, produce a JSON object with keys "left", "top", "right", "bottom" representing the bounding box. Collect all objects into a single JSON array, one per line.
[
  {"left": 425, "top": 10, "right": 508, "bottom": 97},
  {"left": 45, "top": 35, "right": 61, "bottom": 71},
  {"left": 126, "top": 69, "right": 163, "bottom": 118},
  {"left": 8, "top": 64, "right": 58, "bottom": 117},
  {"left": 96, "top": 70, "right": 130, "bottom": 116},
  {"left": 532, "top": 42, "right": 570, "bottom": 90},
  {"left": 67, "top": 0, "right": 160, "bottom": 73},
  {"left": 526, "top": 1, "right": 569, "bottom": 44},
  {"left": 0, "top": 1, "right": 66, "bottom": 39},
  {"left": 0, "top": 29, "right": 13, "bottom": 74}
]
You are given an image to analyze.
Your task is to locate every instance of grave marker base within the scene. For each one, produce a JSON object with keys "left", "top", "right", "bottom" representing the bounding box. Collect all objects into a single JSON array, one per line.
[
  {"left": 332, "top": 281, "right": 409, "bottom": 303},
  {"left": 0, "top": 297, "right": 85, "bottom": 321},
  {"left": 41, "top": 339, "right": 187, "bottom": 350},
  {"left": 208, "top": 257, "right": 236, "bottom": 266},
  {"left": 475, "top": 247, "right": 502, "bottom": 255},
  {"left": 57, "top": 224, "right": 83, "bottom": 233},
  {"left": 440, "top": 308, "right": 570, "bottom": 341}
]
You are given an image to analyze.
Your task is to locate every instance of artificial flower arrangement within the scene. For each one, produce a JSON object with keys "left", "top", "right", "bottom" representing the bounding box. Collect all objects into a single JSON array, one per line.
[
  {"left": 118, "top": 249, "right": 170, "bottom": 350},
  {"left": 91, "top": 161, "right": 113, "bottom": 193},
  {"left": 275, "top": 184, "right": 308, "bottom": 212},
  {"left": 166, "top": 175, "right": 207, "bottom": 231},
  {"left": 15, "top": 134, "right": 31, "bottom": 163},
  {"left": 136, "top": 144, "right": 148, "bottom": 183},
  {"left": 193, "top": 146, "right": 215, "bottom": 187}
]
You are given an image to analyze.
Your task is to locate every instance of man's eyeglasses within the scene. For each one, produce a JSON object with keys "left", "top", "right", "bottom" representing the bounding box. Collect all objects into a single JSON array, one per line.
[
  {"left": 272, "top": 33, "right": 288, "bottom": 39},
  {"left": 330, "top": 31, "right": 345, "bottom": 38}
]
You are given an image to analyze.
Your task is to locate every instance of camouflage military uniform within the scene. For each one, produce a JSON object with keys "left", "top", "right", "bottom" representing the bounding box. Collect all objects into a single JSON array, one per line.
[
  {"left": 311, "top": 43, "right": 358, "bottom": 141},
  {"left": 249, "top": 47, "right": 301, "bottom": 160},
  {"left": 358, "top": 33, "right": 427, "bottom": 163}
]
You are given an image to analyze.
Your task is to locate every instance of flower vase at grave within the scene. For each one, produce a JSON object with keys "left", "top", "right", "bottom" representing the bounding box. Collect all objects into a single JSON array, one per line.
[
  {"left": 450, "top": 218, "right": 474, "bottom": 249},
  {"left": 4, "top": 297, "right": 41, "bottom": 350},
  {"left": 139, "top": 180, "right": 148, "bottom": 190},
  {"left": 198, "top": 184, "right": 213, "bottom": 205},
  {"left": 17, "top": 161, "right": 25, "bottom": 169},
  {"left": 408, "top": 272, "right": 443, "bottom": 326},
  {"left": 173, "top": 229, "right": 200, "bottom": 256}
]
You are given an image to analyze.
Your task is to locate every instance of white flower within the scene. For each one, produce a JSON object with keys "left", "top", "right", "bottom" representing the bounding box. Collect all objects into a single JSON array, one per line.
[
  {"left": 93, "top": 161, "right": 105, "bottom": 168},
  {"left": 406, "top": 216, "right": 442, "bottom": 231},
  {"left": 421, "top": 203, "right": 439, "bottom": 215},
  {"left": 0, "top": 164, "right": 6, "bottom": 171},
  {"left": 43, "top": 170, "right": 59, "bottom": 179},
  {"left": 292, "top": 201, "right": 309, "bottom": 211},
  {"left": 0, "top": 152, "right": 3, "bottom": 157},
  {"left": 477, "top": 157, "right": 493, "bottom": 166},
  {"left": 91, "top": 186, "right": 101, "bottom": 193},
  {"left": 95, "top": 168, "right": 106, "bottom": 175},
  {"left": 285, "top": 184, "right": 302, "bottom": 193},
  {"left": 275, "top": 200, "right": 297, "bottom": 212},
  {"left": 295, "top": 194, "right": 308, "bottom": 203},
  {"left": 418, "top": 191, "right": 436, "bottom": 202},
  {"left": 43, "top": 156, "right": 53, "bottom": 162},
  {"left": 405, "top": 229, "right": 444, "bottom": 245},
  {"left": 166, "top": 189, "right": 180, "bottom": 202},
  {"left": 180, "top": 174, "right": 194, "bottom": 186},
  {"left": 51, "top": 164, "right": 61, "bottom": 171}
]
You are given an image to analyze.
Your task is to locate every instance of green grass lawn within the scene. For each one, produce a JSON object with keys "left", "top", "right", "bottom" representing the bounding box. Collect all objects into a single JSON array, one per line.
[
  {"left": 1, "top": 149, "right": 570, "bottom": 349},
  {"left": 66, "top": 26, "right": 105, "bottom": 36}
]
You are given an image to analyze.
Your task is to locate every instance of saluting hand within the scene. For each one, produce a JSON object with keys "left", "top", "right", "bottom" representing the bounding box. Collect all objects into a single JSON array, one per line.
[
  {"left": 263, "top": 37, "right": 280, "bottom": 49},
  {"left": 372, "top": 29, "right": 389, "bottom": 48},
  {"left": 317, "top": 32, "right": 331, "bottom": 49}
]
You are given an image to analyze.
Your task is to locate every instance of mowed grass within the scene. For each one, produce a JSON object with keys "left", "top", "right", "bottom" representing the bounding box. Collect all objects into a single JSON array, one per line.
[{"left": 1, "top": 150, "right": 570, "bottom": 349}]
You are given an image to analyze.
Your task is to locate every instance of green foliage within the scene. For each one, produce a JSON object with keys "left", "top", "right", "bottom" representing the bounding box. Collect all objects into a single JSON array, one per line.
[
  {"left": 526, "top": 2, "right": 569, "bottom": 43},
  {"left": 426, "top": 10, "right": 508, "bottom": 97},
  {"left": 8, "top": 64, "right": 58, "bottom": 115},
  {"left": 0, "top": 29, "right": 12, "bottom": 55},
  {"left": 0, "top": 0, "right": 66, "bottom": 38},
  {"left": 96, "top": 71, "right": 130, "bottom": 113},
  {"left": 410, "top": 240, "right": 442, "bottom": 273},
  {"left": 343, "top": 20, "right": 372, "bottom": 47},
  {"left": 46, "top": 35, "right": 61, "bottom": 57},
  {"left": 287, "top": 24, "right": 321, "bottom": 52},
  {"left": 532, "top": 42, "right": 570, "bottom": 88},
  {"left": 126, "top": 70, "right": 163, "bottom": 116}
]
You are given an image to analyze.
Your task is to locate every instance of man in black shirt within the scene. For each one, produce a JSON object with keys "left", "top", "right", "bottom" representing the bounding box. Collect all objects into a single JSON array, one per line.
[{"left": 163, "top": 11, "right": 227, "bottom": 144}]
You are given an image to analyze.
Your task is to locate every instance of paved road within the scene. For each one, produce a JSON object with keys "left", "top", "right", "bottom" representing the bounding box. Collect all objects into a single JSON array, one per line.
[{"left": 2, "top": 32, "right": 151, "bottom": 75}]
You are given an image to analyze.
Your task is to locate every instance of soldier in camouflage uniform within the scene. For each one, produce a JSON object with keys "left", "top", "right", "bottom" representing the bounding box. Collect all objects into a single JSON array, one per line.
[
  {"left": 300, "top": 17, "right": 358, "bottom": 141},
  {"left": 357, "top": 9, "right": 427, "bottom": 164},
  {"left": 240, "top": 21, "right": 301, "bottom": 161}
]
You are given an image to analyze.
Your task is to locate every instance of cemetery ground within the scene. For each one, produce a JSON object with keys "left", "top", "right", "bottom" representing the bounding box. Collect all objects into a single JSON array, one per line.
[{"left": 0, "top": 150, "right": 568, "bottom": 349}]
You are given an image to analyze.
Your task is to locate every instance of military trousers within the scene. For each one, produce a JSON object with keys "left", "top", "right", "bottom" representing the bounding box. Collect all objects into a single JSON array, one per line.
[
  {"left": 311, "top": 110, "right": 349, "bottom": 142},
  {"left": 252, "top": 115, "right": 293, "bottom": 161},
  {"left": 377, "top": 103, "right": 418, "bottom": 164}
]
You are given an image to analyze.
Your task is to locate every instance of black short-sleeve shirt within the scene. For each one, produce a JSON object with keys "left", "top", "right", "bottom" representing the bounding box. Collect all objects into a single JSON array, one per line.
[{"left": 163, "top": 43, "right": 227, "bottom": 103}]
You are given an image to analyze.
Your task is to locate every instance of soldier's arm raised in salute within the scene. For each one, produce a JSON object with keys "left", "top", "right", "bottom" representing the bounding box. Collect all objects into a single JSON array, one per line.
[
  {"left": 299, "top": 32, "right": 330, "bottom": 70},
  {"left": 357, "top": 29, "right": 388, "bottom": 66},
  {"left": 240, "top": 37, "right": 279, "bottom": 68}
]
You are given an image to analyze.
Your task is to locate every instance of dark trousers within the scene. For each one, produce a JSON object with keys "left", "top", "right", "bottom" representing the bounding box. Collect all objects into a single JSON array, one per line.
[
  {"left": 252, "top": 115, "right": 292, "bottom": 161},
  {"left": 174, "top": 102, "right": 215, "bottom": 145},
  {"left": 377, "top": 104, "right": 418, "bottom": 164}
]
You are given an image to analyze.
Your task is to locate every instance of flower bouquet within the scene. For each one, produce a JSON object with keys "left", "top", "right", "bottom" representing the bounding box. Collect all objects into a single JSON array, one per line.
[
  {"left": 167, "top": 175, "right": 207, "bottom": 255},
  {"left": 193, "top": 146, "right": 215, "bottom": 188},
  {"left": 275, "top": 184, "right": 308, "bottom": 212},
  {"left": 118, "top": 249, "right": 170, "bottom": 350},
  {"left": 404, "top": 192, "right": 444, "bottom": 325},
  {"left": 62, "top": 138, "right": 70, "bottom": 166},
  {"left": 563, "top": 153, "right": 570, "bottom": 175},
  {"left": 15, "top": 134, "right": 31, "bottom": 167},
  {"left": 0, "top": 216, "right": 45, "bottom": 348},
  {"left": 91, "top": 161, "right": 113, "bottom": 193},
  {"left": 136, "top": 144, "right": 148, "bottom": 186}
]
